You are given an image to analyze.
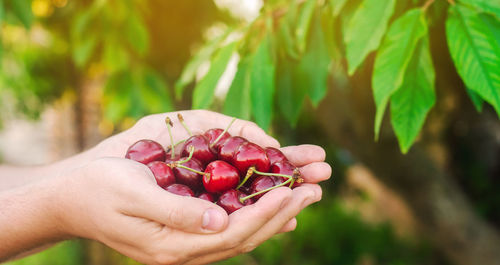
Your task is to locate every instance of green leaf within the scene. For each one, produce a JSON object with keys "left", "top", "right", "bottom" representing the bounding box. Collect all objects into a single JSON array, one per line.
[
  {"left": 126, "top": 14, "right": 149, "bottom": 55},
  {"left": 277, "top": 59, "right": 306, "bottom": 127},
  {"left": 390, "top": 36, "right": 436, "bottom": 153},
  {"left": 72, "top": 10, "right": 93, "bottom": 40},
  {"left": 344, "top": 0, "right": 396, "bottom": 75},
  {"left": 10, "top": 0, "right": 33, "bottom": 29},
  {"left": 340, "top": 0, "right": 363, "bottom": 44},
  {"left": 191, "top": 42, "right": 236, "bottom": 109},
  {"left": 459, "top": 0, "right": 500, "bottom": 19},
  {"left": 250, "top": 34, "right": 275, "bottom": 131},
  {"left": 73, "top": 36, "right": 98, "bottom": 68},
  {"left": 305, "top": 14, "right": 331, "bottom": 106},
  {"left": 446, "top": 5, "right": 500, "bottom": 116},
  {"left": 479, "top": 13, "right": 500, "bottom": 49},
  {"left": 278, "top": 17, "right": 300, "bottom": 59},
  {"left": 466, "top": 88, "right": 484, "bottom": 112},
  {"left": 104, "top": 74, "right": 132, "bottom": 123},
  {"left": 329, "top": 0, "right": 348, "bottom": 16},
  {"left": 103, "top": 41, "right": 130, "bottom": 73},
  {"left": 295, "top": 0, "right": 316, "bottom": 54},
  {"left": 0, "top": 1, "right": 4, "bottom": 25},
  {"left": 139, "top": 70, "right": 173, "bottom": 113},
  {"left": 175, "top": 30, "right": 230, "bottom": 99},
  {"left": 372, "top": 9, "right": 427, "bottom": 140},
  {"left": 224, "top": 57, "right": 252, "bottom": 120}
]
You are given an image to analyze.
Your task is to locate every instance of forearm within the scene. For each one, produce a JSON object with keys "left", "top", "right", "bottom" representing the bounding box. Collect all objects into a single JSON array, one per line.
[
  {"left": 0, "top": 147, "right": 100, "bottom": 192},
  {"left": 0, "top": 177, "right": 67, "bottom": 262},
  {"left": 0, "top": 165, "right": 53, "bottom": 191}
]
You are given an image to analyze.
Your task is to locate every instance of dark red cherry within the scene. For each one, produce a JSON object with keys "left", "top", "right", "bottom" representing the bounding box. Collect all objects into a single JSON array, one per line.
[
  {"left": 173, "top": 158, "right": 204, "bottom": 192},
  {"left": 265, "top": 147, "right": 288, "bottom": 165},
  {"left": 270, "top": 161, "right": 301, "bottom": 188},
  {"left": 164, "top": 184, "right": 194, "bottom": 197},
  {"left": 165, "top": 156, "right": 180, "bottom": 164},
  {"left": 203, "top": 160, "right": 240, "bottom": 194},
  {"left": 218, "top": 136, "right": 248, "bottom": 163},
  {"left": 147, "top": 161, "right": 176, "bottom": 188},
  {"left": 233, "top": 142, "right": 270, "bottom": 175},
  {"left": 204, "top": 128, "right": 231, "bottom": 151},
  {"left": 165, "top": 148, "right": 180, "bottom": 164},
  {"left": 249, "top": 176, "right": 278, "bottom": 200},
  {"left": 181, "top": 135, "right": 216, "bottom": 166},
  {"left": 125, "top": 139, "right": 166, "bottom": 164},
  {"left": 197, "top": 192, "right": 216, "bottom": 202},
  {"left": 217, "top": 189, "right": 253, "bottom": 214}
]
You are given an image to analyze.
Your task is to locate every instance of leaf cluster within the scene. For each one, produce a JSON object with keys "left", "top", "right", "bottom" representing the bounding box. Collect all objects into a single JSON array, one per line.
[{"left": 177, "top": 0, "right": 500, "bottom": 153}]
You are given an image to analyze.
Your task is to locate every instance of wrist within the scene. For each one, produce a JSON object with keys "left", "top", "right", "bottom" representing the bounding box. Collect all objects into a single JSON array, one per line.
[{"left": 0, "top": 177, "right": 69, "bottom": 261}]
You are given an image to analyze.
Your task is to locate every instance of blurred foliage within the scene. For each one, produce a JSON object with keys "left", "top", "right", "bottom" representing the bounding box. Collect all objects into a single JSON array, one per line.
[
  {"left": 217, "top": 200, "right": 441, "bottom": 265},
  {"left": 0, "top": 0, "right": 231, "bottom": 127},
  {"left": 1, "top": 0, "right": 498, "bottom": 149},
  {"left": 177, "top": 0, "right": 500, "bottom": 154}
]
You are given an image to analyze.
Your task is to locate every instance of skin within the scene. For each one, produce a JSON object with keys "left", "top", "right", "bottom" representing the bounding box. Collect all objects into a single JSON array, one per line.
[{"left": 0, "top": 110, "right": 331, "bottom": 265}]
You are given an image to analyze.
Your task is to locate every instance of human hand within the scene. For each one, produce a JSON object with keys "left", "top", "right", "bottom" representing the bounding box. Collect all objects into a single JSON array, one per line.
[
  {"left": 48, "top": 110, "right": 330, "bottom": 264},
  {"left": 53, "top": 153, "right": 327, "bottom": 265}
]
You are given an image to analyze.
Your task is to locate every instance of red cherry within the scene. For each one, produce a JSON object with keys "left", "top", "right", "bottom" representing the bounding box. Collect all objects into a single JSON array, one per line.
[
  {"left": 165, "top": 156, "right": 180, "bottom": 164},
  {"left": 265, "top": 147, "right": 288, "bottom": 165},
  {"left": 147, "top": 161, "right": 176, "bottom": 188},
  {"left": 125, "top": 140, "right": 166, "bottom": 164},
  {"left": 181, "top": 135, "right": 216, "bottom": 166},
  {"left": 204, "top": 128, "right": 231, "bottom": 151},
  {"left": 203, "top": 160, "right": 240, "bottom": 194},
  {"left": 249, "top": 176, "right": 278, "bottom": 200},
  {"left": 233, "top": 142, "right": 270, "bottom": 175},
  {"left": 197, "top": 192, "right": 216, "bottom": 202},
  {"left": 164, "top": 184, "right": 195, "bottom": 197},
  {"left": 173, "top": 158, "right": 204, "bottom": 192},
  {"left": 270, "top": 161, "right": 301, "bottom": 188},
  {"left": 217, "top": 189, "right": 253, "bottom": 214},
  {"left": 218, "top": 136, "right": 248, "bottom": 163}
]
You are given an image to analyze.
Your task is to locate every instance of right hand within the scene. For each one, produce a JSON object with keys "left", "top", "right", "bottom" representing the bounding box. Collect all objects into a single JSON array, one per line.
[{"left": 53, "top": 157, "right": 321, "bottom": 265}]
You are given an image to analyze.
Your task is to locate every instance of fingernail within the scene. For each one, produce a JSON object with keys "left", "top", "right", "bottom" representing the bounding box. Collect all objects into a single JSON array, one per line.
[{"left": 202, "top": 209, "right": 225, "bottom": 231}]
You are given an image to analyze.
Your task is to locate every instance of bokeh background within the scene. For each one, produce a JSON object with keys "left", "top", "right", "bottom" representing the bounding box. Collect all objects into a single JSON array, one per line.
[{"left": 1, "top": 0, "right": 499, "bottom": 265}]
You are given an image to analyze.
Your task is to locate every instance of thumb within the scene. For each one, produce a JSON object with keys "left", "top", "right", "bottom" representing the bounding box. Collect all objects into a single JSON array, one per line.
[{"left": 128, "top": 186, "right": 229, "bottom": 234}]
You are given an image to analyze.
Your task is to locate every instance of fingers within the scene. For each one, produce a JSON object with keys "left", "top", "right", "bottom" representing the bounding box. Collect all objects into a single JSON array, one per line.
[
  {"left": 126, "top": 110, "right": 280, "bottom": 150},
  {"left": 240, "top": 184, "right": 322, "bottom": 247},
  {"left": 299, "top": 162, "right": 332, "bottom": 183},
  {"left": 127, "top": 186, "right": 229, "bottom": 234},
  {"left": 184, "top": 185, "right": 321, "bottom": 265},
  {"left": 231, "top": 119, "right": 280, "bottom": 148},
  {"left": 278, "top": 217, "right": 297, "bottom": 234},
  {"left": 191, "top": 187, "right": 292, "bottom": 255},
  {"left": 280, "top": 145, "right": 326, "bottom": 166},
  {"left": 195, "top": 110, "right": 279, "bottom": 148}
]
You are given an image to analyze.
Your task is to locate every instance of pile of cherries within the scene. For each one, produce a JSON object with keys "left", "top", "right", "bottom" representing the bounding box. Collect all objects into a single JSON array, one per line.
[{"left": 125, "top": 114, "right": 303, "bottom": 214}]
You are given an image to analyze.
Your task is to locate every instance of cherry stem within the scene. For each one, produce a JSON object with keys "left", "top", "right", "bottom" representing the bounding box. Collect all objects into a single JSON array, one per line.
[
  {"left": 174, "top": 139, "right": 186, "bottom": 147},
  {"left": 177, "top": 113, "right": 192, "bottom": 136},
  {"left": 175, "top": 164, "right": 207, "bottom": 176},
  {"left": 240, "top": 177, "right": 293, "bottom": 203},
  {"left": 165, "top": 117, "right": 176, "bottom": 160},
  {"left": 210, "top": 117, "right": 237, "bottom": 148},
  {"left": 236, "top": 167, "right": 255, "bottom": 190},
  {"left": 253, "top": 168, "right": 294, "bottom": 180},
  {"left": 176, "top": 146, "right": 194, "bottom": 164}
]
